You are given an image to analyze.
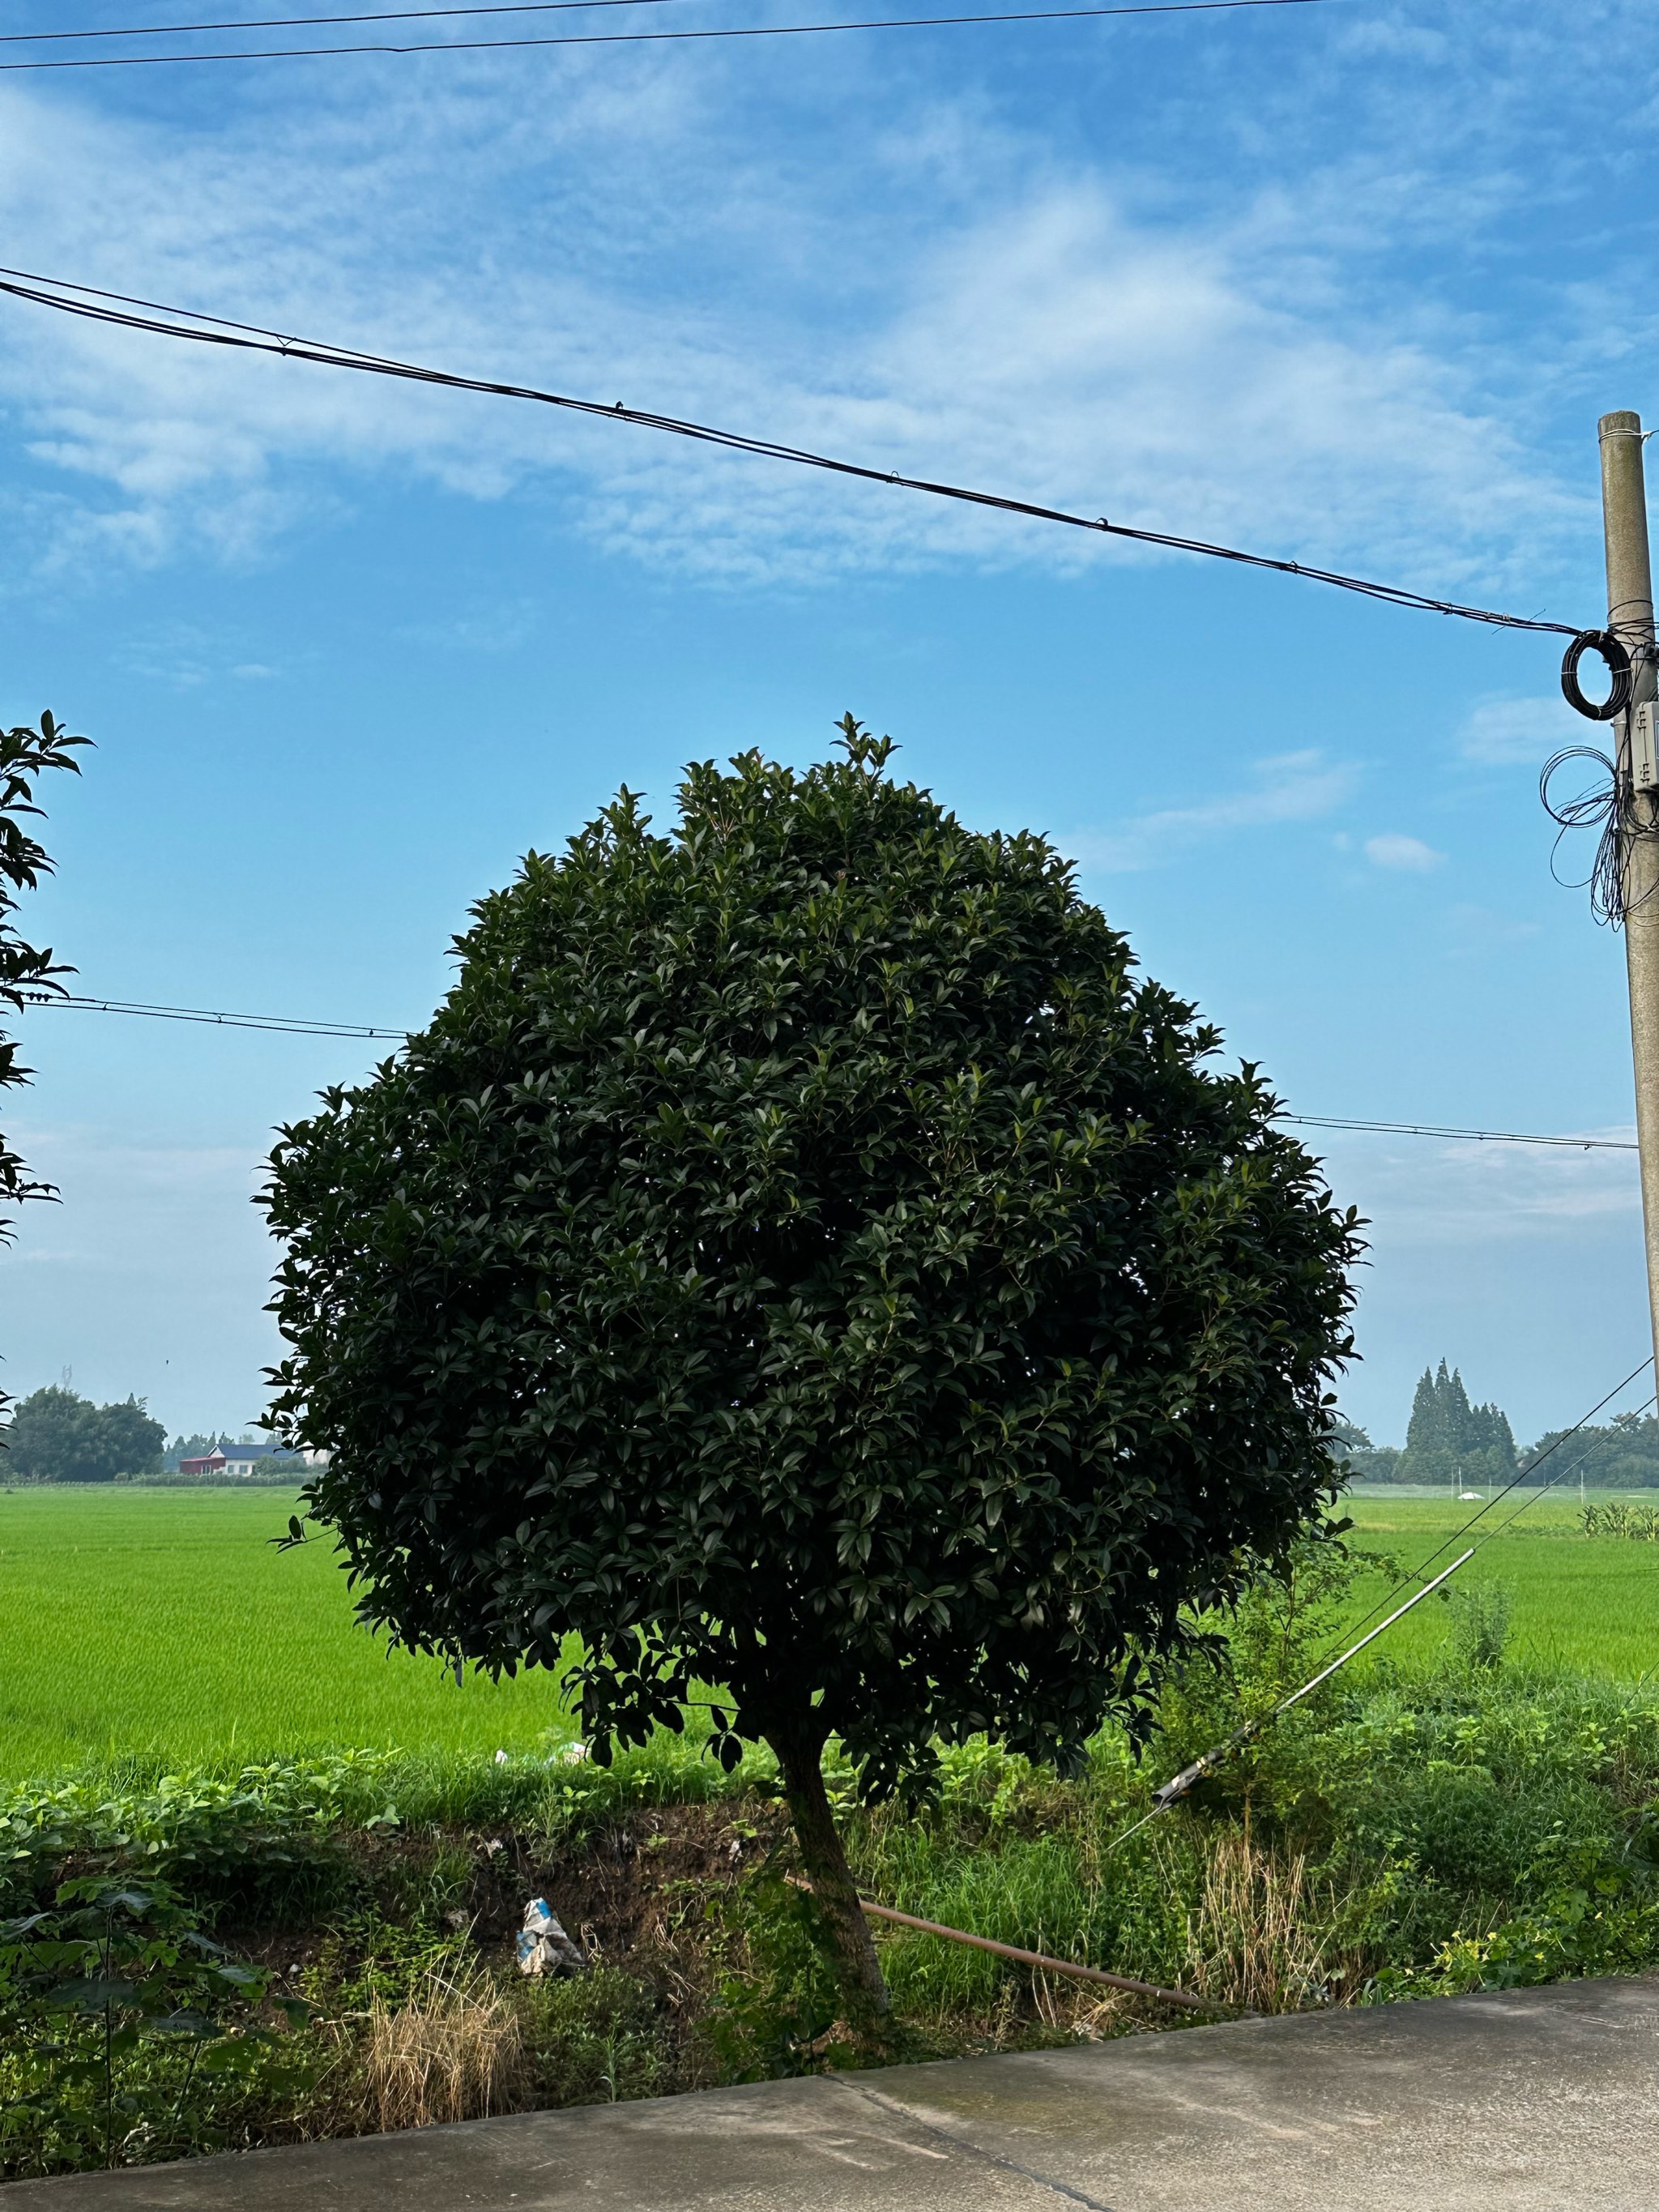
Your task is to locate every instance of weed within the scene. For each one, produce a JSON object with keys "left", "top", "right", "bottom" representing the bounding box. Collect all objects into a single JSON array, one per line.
[
  {"left": 1180, "top": 1832, "right": 1350, "bottom": 2013},
  {"left": 361, "top": 1963, "right": 523, "bottom": 2133},
  {"left": 518, "top": 1968, "right": 675, "bottom": 2105},
  {"left": 1444, "top": 1584, "right": 1513, "bottom": 1676}
]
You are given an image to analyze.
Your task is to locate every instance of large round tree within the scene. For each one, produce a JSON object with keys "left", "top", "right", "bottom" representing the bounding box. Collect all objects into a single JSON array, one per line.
[{"left": 262, "top": 724, "right": 1359, "bottom": 2026}]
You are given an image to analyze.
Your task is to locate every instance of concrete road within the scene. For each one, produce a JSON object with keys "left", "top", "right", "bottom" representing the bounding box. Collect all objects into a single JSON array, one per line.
[{"left": 6, "top": 1972, "right": 1657, "bottom": 2210}]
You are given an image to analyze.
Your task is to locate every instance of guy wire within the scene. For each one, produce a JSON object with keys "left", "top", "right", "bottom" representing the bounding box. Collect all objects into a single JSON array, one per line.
[
  {"left": 1328, "top": 1352, "right": 1655, "bottom": 1649},
  {"left": 1105, "top": 1358, "right": 1657, "bottom": 1855}
]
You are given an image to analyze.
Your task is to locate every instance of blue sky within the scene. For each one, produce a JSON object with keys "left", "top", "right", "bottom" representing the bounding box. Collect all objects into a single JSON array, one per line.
[{"left": 0, "top": 0, "right": 1655, "bottom": 1446}]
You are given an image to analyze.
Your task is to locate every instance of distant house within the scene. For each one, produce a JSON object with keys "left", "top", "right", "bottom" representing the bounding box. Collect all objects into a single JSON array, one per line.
[{"left": 179, "top": 1440, "right": 306, "bottom": 1479}]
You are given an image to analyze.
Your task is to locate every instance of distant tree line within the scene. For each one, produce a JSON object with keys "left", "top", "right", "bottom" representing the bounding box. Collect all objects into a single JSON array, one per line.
[
  {"left": 1520, "top": 1411, "right": 1659, "bottom": 1491},
  {"left": 0, "top": 1392, "right": 308, "bottom": 1484},
  {"left": 1338, "top": 1361, "right": 1659, "bottom": 1488},
  {"left": 2, "top": 1387, "right": 164, "bottom": 1484}
]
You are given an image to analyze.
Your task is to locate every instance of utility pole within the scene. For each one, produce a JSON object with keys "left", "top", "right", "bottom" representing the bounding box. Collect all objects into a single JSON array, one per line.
[{"left": 1600, "top": 410, "right": 1659, "bottom": 1381}]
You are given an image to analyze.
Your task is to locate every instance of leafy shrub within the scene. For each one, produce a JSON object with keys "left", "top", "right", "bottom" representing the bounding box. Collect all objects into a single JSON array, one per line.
[
  {"left": 519, "top": 1968, "right": 675, "bottom": 2105},
  {"left": 262, "top": 727, "right": 1363, "bottom": 2022},
  {"left": 707, "top": 1873, "right": 859, "bottom": 2079},
  {"left": 0, "top": 1753, "right": 405, "bottom": 1927},
  {"left": 0, "top": 1877, "right": 308, "bottom": 2181},
  {"left": 1444, "top": 1583, "right": 1512, "bottom": 1676}
]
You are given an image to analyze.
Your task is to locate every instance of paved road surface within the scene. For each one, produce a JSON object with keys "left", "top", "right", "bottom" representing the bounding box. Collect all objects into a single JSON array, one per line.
[{"left": 6, "top": 1972, "right": 1657, "bottom": 2209}]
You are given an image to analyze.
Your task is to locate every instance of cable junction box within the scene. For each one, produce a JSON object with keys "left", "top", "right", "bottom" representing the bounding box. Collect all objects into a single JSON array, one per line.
[{"left": 1631, "top": 700, "right": 1659, "bottom": 792}]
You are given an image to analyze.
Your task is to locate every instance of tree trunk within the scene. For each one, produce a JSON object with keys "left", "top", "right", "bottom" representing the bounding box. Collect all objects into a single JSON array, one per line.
[{"left": 766, "top": 1720, "right": 891, "bottom": 2035}]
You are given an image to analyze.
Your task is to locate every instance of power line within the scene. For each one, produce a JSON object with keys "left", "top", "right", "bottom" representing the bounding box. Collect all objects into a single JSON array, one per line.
[
  {"left": 19, "top": 993, "right": 1643, "bottom": 1154},
  {"left": 1106, "top": 1545, "right": 1478, "bottom": 1854},
  {"left": 1471, "top": 1393, "right": 1658, "bottom": 1541},
  {"left": 1329, "top": 1355, "right": 1656, "bottom": 1650},
  {"left": 0, "top": 0, "right": 681, "bottom": 39},
  {"left": 1277, "top": 1113, "right": 1638, "bottom": 1153},
  {"left": 0, "top": 0, "right": 1341, "bottom": 67},
  {"left": 0, "top": 267, "right": 1581, "bottom": 638},
  {"left": 23, "top": 992, "right": 403, "bottom": 1039}
]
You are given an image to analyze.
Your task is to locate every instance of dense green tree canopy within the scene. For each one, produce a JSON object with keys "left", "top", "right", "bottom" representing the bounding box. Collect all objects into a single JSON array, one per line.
[
  {"left": 1397, "top": 1360, "right": 1516, "bottom": 1489},
  {"left": 263, "top": 728, "right": 1360, "bottom": 2013},
  {"left": 5, "top": 1386, "right": 164, "bottom": 1484},
  {"left": 266, "top": 728, "right": 1360, "bottom": 1754}
]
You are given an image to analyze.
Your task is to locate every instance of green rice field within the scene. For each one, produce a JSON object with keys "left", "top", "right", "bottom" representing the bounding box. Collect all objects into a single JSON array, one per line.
[
  {"left": 1343, "top": 1488, "right": 1659, "bottom": 1680},
  {"left": 0, "top": 1486, "right": 577, "bottom": 1786},
  {"left": 2, "top": 1482, "right": 1657, "bottom": 1787}
]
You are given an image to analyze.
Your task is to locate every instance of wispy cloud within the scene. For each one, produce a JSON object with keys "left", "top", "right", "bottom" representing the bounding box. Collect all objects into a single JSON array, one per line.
[
  {"left": 1323, "top": 1129, "right": 1640, "bottom": 1244},
  {"left": 0, "top": 60, "right": 1584, "bottom": 590},
  {"left": 1448, "top": 903, "right": 1542, "bottom": 954},
  {"left": 1068, "top": 749, "right": 1357, "bottom": 873},
  {"left": 1366, "top": 832, "right": 1445, "bottom": 872},
  {"left": 1461, "top": 694, "right": 1584, "bottom": 766}
]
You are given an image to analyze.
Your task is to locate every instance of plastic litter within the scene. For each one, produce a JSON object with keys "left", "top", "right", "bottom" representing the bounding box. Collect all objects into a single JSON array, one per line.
[{"left": 516, "top": 1897, "right": 587, "bottom": 1978}]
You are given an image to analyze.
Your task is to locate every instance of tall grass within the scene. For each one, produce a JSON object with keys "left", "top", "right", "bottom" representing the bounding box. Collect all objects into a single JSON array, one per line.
[{"left": 361, "top": 1964, "right": 525, "bottom": 2133}]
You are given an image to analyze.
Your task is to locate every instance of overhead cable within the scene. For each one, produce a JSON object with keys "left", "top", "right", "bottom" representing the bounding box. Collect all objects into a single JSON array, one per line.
[
  {"left": 0, "top": 267, "right": 1581, "bottom": 637},
  {"left": 1461, "top": 1393, "right": 1658, "bottom": 1546},
  {"left": 0, "top": 0, "right": 683, "bottom": 38},
  {"left": 23, "top": 991, "right": 403, "bottom": 1040},
  {"left": 0, "top": 0, "right": 1332, "bottom": 41},
  {"left": 20, "top": 989, "right": 1640, "bottom": 1152},
  {"left": 1105, "top": 1548, "right": 1477, "bottom": 1855},
  {"left": 1277, "top": 1112, "right": 1637, "bottom": 1153},
  {"left": 0, "top": 0, "right": 1345, "bottom": 68},
  {"left": 1325, "top": 1354, "right": 1656, "bottom": 1653}
]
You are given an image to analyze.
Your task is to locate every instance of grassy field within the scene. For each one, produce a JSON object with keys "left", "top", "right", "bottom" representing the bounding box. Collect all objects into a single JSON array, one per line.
[
  {"left": 3, "top": 1481, "right": 1657, "bottom": 1787},
  {"left": 0, "top": 1485, "right": 576, "bottom": 1785},
  {"left": 1343, "top": 1488, "right": 1659, "bottom": 1681}
]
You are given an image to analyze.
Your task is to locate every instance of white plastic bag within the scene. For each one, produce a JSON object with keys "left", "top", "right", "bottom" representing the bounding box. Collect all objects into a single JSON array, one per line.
[{"left": 515, "top": 1896, "right": 587, "bottom": 1977}]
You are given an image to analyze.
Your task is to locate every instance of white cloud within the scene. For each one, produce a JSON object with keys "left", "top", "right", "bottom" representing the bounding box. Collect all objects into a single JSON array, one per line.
[
  {"left": 1461, "top": 694, "right": 1582, "bottom": 766},
  {"left": 1070, "top": 749, "right": 1357, "bottom": 873},
  {"left": 1365, "top": 832, "right": 1445, "bottom": 872},
  {"left": 0, "top": 72, "right": 1582, "bottom": 589},
  {"left": 1448, "top": 903, "right": 1542, "bottom": 953}
]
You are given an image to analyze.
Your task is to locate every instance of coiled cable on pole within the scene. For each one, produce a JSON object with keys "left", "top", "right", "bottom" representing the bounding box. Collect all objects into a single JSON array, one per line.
[
  {"left": 1548, "top": 630, "right": 1659, "bottom": 925},
  {"left": 1560, "top": 629, "right": 1634, "bottom": 721}
]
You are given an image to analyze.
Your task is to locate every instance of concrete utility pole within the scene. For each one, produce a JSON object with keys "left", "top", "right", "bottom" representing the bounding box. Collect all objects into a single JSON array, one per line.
[{"left": 1600, "top": 411, "right": 1659, "bottom": 1379}]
